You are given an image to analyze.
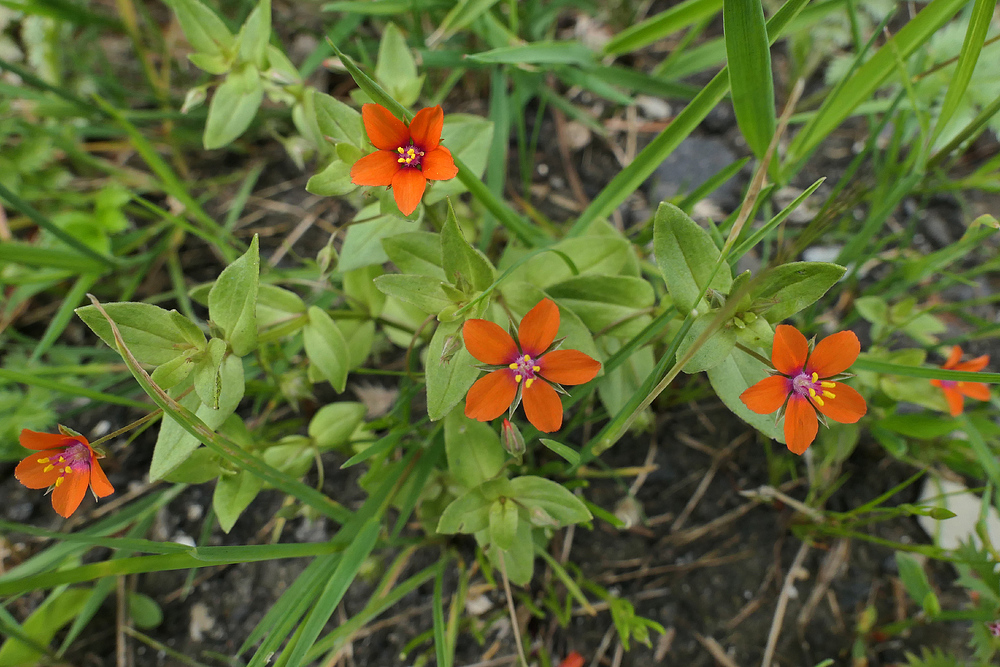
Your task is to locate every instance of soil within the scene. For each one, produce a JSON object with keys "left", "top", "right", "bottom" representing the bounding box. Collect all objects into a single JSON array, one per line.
[{"left": 4, "top": 6, "right": 1000, "bottom": 667}]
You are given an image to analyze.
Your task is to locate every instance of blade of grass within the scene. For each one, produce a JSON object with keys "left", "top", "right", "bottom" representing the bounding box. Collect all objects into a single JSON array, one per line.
[
  {"left": 277, "top": 519, "right": 382, "bottom": 666},
  {"left": 853, "top": 356, "right": 1000, "bottom": 383},
  {"left": 603, "top": 0, "right": 723, "bottom": 55},
  {"left": 928, "top": 0, "right": 995, "bottom": 149},
  {"left": 433, "top": 558, "right": 452, "bottom": 667},
  {"left": 30, "top": 273, "right": 99, "bottom": 362},
  {"left": 0, "top": 182, "right": 117, "bottom": 268},
  {"left": 785, "top": 0, "right": 970, "bottom": 164},
  {"left": 724, "top": 0, "right": 776, "bottom": 160},
  {"left": 566, "top": 0, "right": 810, "bottom": 238},
  {"left": 0, "top": 367, "right": 150, "bottom": 409}
]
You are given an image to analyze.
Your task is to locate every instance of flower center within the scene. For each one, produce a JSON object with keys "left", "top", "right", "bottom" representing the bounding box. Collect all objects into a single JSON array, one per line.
[
  {"left": 396, "top": 143, "right": 424, "bottom": 169},
  {"left": 791, "top": 371, "right": 837, "bottom": 407},
  {"left": 508, "top": 354, "right": 541, "bottom": 388},
  {"left": 940, "top": 380, "right": 958, "bottom": 389},
  {"left": 38, "top": 440, "right": 90, "bottom": 487}
]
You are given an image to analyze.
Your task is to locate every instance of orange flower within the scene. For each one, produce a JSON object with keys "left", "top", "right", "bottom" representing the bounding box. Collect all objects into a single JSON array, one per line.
[
  {"left": 349, "top": 103, "right": 458, "bottom": 216},
  {"left": 14, "top": 428, "right": 114, "bottom": 517},
  {"left": 558, "top": 652, "right": 585, "bottom": 667},
  {"left": 463, "top": 299, "right": 601, "bottom": 433},
  {"left": 931, "top": 345, "right": 990, "bottom": 416},
  {"left": 740, "top": 324, "right": 867, "bottom": 455}
]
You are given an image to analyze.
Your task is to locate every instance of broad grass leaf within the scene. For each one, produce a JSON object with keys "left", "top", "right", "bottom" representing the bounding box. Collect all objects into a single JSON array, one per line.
[
  {"left": 488, "top": 499, "right": 518, "bottom": 551},
  {"left": 339, "top": 205, "right": 419, "bottom": 272},
  {"left": 373, "top": 274, "right": 453, "bottom": 314},
  {"left": 204, "top": 66, "right": 264, "bottom": 150},
  {"left": 76, "top": 302, "right": 206, "bottom": 365},
  {"left": 653, "top": 202, "right": 732, "bottom": 314},
  {"left": 383, "top": 231, "right": 445, "bottom": 279},
  {"left": 445, "top": 408, "right": 505, "bottom": 489},
  {"left": 309, "top": 402, "right": 366, "bottom": 450},
  {"left": 166, "top": 0, "right": 235, "bottom": 57},
  {"left": 509, "top": 476, "right": 592, "bottom": 527},
  {"left": 723, "top": 0, "right": 775, "bottom": 159},
  {"left": 303, "top": 306, "right": 349, "bottom": 392},
  {"left": 677, "top": 311, "right": 737, "bottom": 373},
  {"left": 374, "top": 23, "right": 423, "bottom": 106},
  {"left": 425, "top": 320, "right": 479, "bottom": 421},
  {"left": 208, "top": 234, "right": 259, "bottom": 357},
  {"left": 215, "top": 469, "right": 264, "bottom": 532},
  {"left": 545, "top": 275, "right": 654, "bottom": 338},
  {"left": 306, "top": 160, "right": 356, "bottom": 196},
  {"left": 750, "top": 262, "right": 845, "bottom": 323},
  {"left": 0, "top": 588, "right": 91, "bottom": 665},
  {"left": 706, "top": 351, "right": 784, "bottom": 442},
  {"left": 441, "top": 199, "right": 495, "bottom": 292}
]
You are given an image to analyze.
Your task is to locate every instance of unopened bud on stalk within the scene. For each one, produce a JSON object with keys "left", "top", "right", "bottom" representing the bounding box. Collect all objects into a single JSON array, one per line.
[
  {"left": 501, "top": 419, "right": 525, "bottom": 463},
  {"left": 439, "top": 334, "right": 462, "bottom": 364}
]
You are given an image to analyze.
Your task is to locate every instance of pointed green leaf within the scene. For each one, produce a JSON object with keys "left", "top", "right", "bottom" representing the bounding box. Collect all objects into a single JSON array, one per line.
[
  {"left": 303, "top": 306, "right": 349, "bottom": 392},
  {"left": 209, "top": 235, "right": 259, "bottom": 356}
]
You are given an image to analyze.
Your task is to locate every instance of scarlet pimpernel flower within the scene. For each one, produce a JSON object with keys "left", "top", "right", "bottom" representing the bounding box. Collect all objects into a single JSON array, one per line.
[
  {"left": 740, "top": 324, "right": 867, "bottom": 455},
  {"left": 14, "top": 428, "right": 114, "bottom": 518},
  {"left": 558, "top": 652, "right": 585, "bottom": 667},
  {"left": 931, "top": 345, "right": 991, "bottom": 416},
  {"left": 463, "top": 299, "right": 601, "bottom": 433},
  {"left": 350, "top": 103, "right": 458, "bottom": 216}
]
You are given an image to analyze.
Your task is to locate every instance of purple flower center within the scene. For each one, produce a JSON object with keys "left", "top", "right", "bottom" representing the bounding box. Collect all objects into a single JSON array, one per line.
[
  {"left": 38, "top": 440, "right": 91, "bottom": 487},
  {"left": 790, "top": 371, "right": 837, "bottom": 407},
  {"left": 396, "top": 143, "right": 424, "bottom": 169},
  {"left": 508, "top": 354, "right": 541, "bottom": 387},
  {"left": 939, "top": 380, "right": 958, "bottom": 389}
]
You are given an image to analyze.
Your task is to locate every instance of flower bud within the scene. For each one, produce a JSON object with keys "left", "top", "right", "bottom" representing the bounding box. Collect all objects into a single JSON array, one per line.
[
  {"left": 501, "top": 419, "right": 525, "bottom": 463},
  {"left": 439, "top": 334, "right": 462, "bottom": 364}
]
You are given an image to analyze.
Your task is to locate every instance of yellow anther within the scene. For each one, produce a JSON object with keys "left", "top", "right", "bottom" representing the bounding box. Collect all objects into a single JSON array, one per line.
[
  {"left": 813, "top": 396, "right": 825, "bottom": 407},
  {"left": 397, "top": 147, "right": 404, "bottom": 153},
  {"left": 37, "top": 457, "right": 49, "bottom": 463},
  {"left": 515, "top": 374, "right": 522, "bottom": 383},
  {"left": 532, "top": 365, "right": 540, "bottom": 372},
  {"left": 509, "top": 363, "right": 518, "bottom": 370},
  {"left": 820, "top": 381, "right": 836, "bottom": 388},
  {"left": 43, "top": 465, "right": 55, "bottom": 473},
  {"left": 397, "top": 158, "right": 406, "bottom": 163},
  {"left": 525, "top": 378, "right": 534, "bottom": 388},
  {"left": 57, "top": 456, "right": 64, "bottom": 462},
  {"left": 64, "top": 466, "right": 73, "bottom": 474},
  {"left": 822, "top": 390, "right": 836, "bottom": 399},
  {"left": 811, "top": 372, "right": 819, "bottom": 382},
  {"left": 55, "top": 477, "right": 64, "bottom": 487},
  {"left": 808, "top": 387, "right": 818, "bottom": 398}
]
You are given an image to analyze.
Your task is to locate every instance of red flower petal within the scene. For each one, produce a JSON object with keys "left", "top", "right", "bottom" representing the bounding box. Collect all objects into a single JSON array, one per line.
[
  {"left": 943, "top": 386, "right": 964, "bottom": 416},
  {"left": 391, "top": 168, "right": 426, "bottom": 216},
  {"left": 350, "top": 150, "right": 400, "bottom": 186},
  {"left": 740, "top": 375, "right": 790, "bottom": 415},
  {"left": 772, "top": 324, "right": 808, "bottom": 376},
  {"left": 14, "top": 448, "right": 65, "bottom": 489},
  {"left": 806, "top": 330, "right": 860, "bottom": 378},
  {"left": 463, "top": 319, "right": 518, "bottom": 365},
  {"left": 518, "top": 298, "right": 559, "bottom": 357},
  {"left": 409, "top": 105, "right": 444, "bottom": 152},
  {"left": 522, "top": 380, "right": 563, "bottom": 433},
  {"left": 422, "top": 146, "right": 458, "bottom": 181},
  {"left": 954, "top": 355, "right": 990, "bottom": 373},
  {"left": 942, "top": 345, "right": 963, "bottom": 369},
  {"left": 814, "top": 382, "right": 866, "bottom": 424},
  {"left": 20, "top": 429, "right": 77, "bottom": 450},
  {"left": 784, "top": 395, "right": 818, "bottom": 455},
  {"left": 51, "top": 470, "right": 89, "bottom": 518},
  {"left": 89, "top": 458, "right": 115, "bottom": 498},
  {"left": 465, "top": 370, "right": 518, "bottom": 422},
  {"left": 959, "top": 381, "right": 991, "bottom": 401},
  {"left": 558, "top": 653, "right": 585, "bottom": 667},
  {"left": 538, "top": 350, "right": 601, "bottom": 386},
  {"left": 361, "top": 103, "right": 409, "bottom": 150}
]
